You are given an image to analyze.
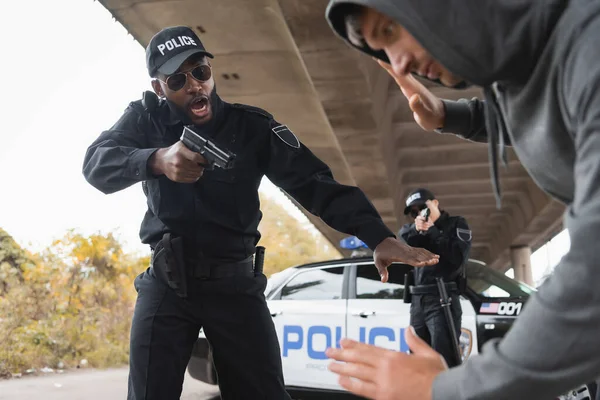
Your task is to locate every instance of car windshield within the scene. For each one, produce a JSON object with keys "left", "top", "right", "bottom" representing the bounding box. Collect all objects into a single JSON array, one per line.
[
  {"left": 265, "top": 267, "right": 298, "bottom": 297},
  {"left": 267, "top": 259, "right": 537, "bottom": 300},
  {"left": 466, "top": 260, "right": 536, "bottom": 298}
]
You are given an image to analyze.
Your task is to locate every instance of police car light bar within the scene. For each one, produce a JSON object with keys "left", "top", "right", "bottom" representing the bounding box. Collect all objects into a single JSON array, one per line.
[{"left": 339, "top": 236, "right": 368, "bottom": 250}]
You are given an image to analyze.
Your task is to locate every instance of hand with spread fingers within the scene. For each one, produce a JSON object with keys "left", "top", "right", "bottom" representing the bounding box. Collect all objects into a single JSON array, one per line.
[
  {"left": 373, "top": 237, "right": 439, "bottom": 282},
  {"left": 375, "top": 59, "right": 446, "bottom": 132},
  {"left": 326, "top": 327, "right": 448, "bottom": 400}
]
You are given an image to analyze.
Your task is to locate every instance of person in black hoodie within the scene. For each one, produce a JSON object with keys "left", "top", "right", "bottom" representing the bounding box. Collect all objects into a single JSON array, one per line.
[
  {"left": 82, "top": 25, "right": 440, "bottom": 400},
  {"left": 323, "top": 1, "right": 600, "bottom": 400}
]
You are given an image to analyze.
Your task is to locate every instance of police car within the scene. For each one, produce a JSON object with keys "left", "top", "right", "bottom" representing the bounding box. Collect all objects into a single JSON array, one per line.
[{"left": 187, "top": 239, "right": 595, "bottom": 400}]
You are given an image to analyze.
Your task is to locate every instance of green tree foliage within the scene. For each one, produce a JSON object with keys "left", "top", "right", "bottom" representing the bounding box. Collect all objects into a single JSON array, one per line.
[
  {"left": 0, "top": 228, "right": 37, "bottom": 293},
  {"left": 0, "top": 192, "right": 340, "bottom": 375}
]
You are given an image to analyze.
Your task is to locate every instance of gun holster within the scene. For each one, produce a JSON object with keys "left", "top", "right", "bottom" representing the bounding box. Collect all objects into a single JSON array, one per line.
[
  {"left": 254, "top": 246, "right": 265, "bottom": 276},
  {"left": 152, "top": 233, "right": 188, "bottom": 298},
  {"left": 403, "top": 269, "right": 415, "bottom": 304}
]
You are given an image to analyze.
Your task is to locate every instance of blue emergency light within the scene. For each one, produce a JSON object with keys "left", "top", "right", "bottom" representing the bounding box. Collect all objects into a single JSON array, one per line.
[{"left": 339, "top": 236, "right": 368, "bottom": 250}]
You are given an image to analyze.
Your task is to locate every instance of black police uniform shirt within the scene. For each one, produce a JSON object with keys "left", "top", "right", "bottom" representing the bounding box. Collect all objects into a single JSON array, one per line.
[
  {"left": 399, "top": 211, "right": 472, "bottom": 286},
  {"left": 82, "top": 93, "right": 394, "bottom": 261}
]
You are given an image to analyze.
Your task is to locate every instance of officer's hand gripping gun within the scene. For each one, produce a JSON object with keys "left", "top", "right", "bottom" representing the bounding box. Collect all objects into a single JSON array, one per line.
[
  {"left": 418, "top": 207, "right": 431, "bottom": 236},
  {"left": 180, "top": 126, "right": 236, "bottom": 170}
]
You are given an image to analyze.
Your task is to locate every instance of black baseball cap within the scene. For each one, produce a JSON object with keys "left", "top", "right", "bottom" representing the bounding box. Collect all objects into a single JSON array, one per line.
[
  {"left": 146, "top": 26, "right": 214, "bottom": 77},
  {"left": 403, "top": 188, "right": 436, "bottom": 215}
]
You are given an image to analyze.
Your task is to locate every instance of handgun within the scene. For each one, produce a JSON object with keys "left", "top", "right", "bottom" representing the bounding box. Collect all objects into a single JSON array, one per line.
[
  {"left": 180, "top": 126, "right": 236, "bottom": 170},
  {"left": 418, "top": 207, "right": 431, "bottom": 235}
]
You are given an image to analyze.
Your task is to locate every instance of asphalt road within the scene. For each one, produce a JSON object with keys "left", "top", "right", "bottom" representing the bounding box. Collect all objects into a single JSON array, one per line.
[{"left": 0, "top": 367, "right": 221, "bottom": 400}]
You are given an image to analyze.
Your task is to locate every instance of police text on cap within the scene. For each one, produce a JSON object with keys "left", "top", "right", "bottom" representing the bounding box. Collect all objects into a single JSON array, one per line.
[
  {"left": 157, "top": 36, "right": 197, "bottom": 56},
  {"left": 406, "top": 192, "right": 421, "bottom": 206}
]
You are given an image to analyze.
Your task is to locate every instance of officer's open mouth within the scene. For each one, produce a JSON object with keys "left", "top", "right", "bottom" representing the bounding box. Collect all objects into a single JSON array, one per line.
[{"left": 190, "top": 96, "right": 210, "bottom": 118}]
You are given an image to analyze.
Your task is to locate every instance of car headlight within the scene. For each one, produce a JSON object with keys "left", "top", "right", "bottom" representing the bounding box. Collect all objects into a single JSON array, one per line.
[{"left": 459, "top": 328, "right": 473, "bottom": 361}]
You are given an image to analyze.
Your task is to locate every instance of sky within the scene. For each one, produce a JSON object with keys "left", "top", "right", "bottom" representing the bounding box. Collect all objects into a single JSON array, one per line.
[
  {"left": 0, "top": 0, "right": 570, "bottom": 284},
  {"left": 529, "top": 228, "right": 570, "bottom": 286}
]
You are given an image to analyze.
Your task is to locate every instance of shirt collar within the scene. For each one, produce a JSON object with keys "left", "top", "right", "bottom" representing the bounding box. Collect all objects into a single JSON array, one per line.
[{"left": 158, "top": 101, "right": 183, "bottom": 127}]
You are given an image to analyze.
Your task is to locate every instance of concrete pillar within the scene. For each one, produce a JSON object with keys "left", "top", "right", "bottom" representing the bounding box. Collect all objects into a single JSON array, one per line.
[{"left": 510, "top": 246, "right": 534, "bottom": 286}]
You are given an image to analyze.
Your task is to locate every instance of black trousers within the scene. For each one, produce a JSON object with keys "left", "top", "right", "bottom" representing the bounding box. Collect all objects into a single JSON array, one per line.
[
  {"left": 127, "top": 266, "right": 291, "bottom": 400},
  {"left": 410, "top": 293, "right": 462, "bottom": 368}
]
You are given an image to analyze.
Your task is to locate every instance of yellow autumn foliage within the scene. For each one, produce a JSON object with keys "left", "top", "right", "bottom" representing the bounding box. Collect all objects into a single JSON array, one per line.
[
  {"left": 257, "top": 191, "right": 342, "bottom": 276},
  {"left": 0, "top": 229, "right": 148, "bottom": 377},
  {"left": 0, "top": 191, "right": 341, "bottom": 376}
]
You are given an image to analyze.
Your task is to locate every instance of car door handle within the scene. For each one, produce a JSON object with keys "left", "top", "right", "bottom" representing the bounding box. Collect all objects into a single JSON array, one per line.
[
  {"left": 352, "top": 311, "right": 376, "bottom": 318},
  {"left": 270, "top": 311, "right": 282, "bottom": 317}
]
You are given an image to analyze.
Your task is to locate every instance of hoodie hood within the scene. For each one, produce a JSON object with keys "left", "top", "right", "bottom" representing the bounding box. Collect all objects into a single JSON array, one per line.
[
  {"left": 325, "top": 0, "right": 567, "bottom": 87},
  {"left": 326, "top": 0, "right": 568, "bottom": 210}
]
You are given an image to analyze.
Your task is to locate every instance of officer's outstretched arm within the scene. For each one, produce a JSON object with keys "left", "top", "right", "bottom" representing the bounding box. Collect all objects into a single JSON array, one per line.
[
  {"left": 82, "top": 105, "right": 158, "bottom": 194},
  {"left": 264, "top": 119, "right": 394, "bottom": 251}
]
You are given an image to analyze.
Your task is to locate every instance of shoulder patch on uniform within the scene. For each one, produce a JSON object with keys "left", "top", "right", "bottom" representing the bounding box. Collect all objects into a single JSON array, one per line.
[
  {"left": 231, "top": 103, "right": 273, "bottom": 119},
  {"left": 457, "top": 228, "right": 472, "bottom": 242},
  {"left": 272, "top": 124, "right": 300, "bottom": 149}
]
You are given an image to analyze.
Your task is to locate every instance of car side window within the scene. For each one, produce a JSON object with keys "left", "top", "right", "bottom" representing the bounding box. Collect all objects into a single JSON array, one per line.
[
  {"left": 280, "top": 267, "right": 345, "bottom": 300},
  {"left": 356, "top": 263, "right": 410, "bottom": 299}
]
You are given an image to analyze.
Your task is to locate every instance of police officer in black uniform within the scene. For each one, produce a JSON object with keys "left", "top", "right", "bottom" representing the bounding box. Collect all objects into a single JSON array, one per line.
[
  {"left": 399, "top": 188, "right": 472, "bottom": 368},
  {"left": 82, "top": 26, "right": 439, "bottom": 400}
]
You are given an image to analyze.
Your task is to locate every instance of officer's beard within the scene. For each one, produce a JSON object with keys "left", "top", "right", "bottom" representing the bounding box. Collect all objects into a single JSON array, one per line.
[{"left": 165, "top": 84, "right": 225, "bottom": 137}]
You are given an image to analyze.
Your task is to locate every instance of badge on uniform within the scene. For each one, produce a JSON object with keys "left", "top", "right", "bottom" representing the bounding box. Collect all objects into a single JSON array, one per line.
[
  {"left": 272, "top": 124, "right": 300, "bottom": 149},
  {"left": 457, "top": 228, "right": 472, "bottom": 242}
]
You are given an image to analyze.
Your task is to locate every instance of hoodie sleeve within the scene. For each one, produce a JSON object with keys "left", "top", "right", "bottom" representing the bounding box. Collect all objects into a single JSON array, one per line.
[
  {"left": 432, "top": 22, "right": 600, "bottom": 400},
  {"left": 440, "top": 98, "right": 487, "bottom": 143},
  {"left": 440, "top": 97, "right": 511, "bottom": 146}
]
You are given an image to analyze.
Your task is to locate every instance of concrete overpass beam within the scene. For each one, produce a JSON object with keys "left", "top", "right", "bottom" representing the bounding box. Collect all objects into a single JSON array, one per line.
[
  {"left": 94, "top": 0, "right": 570, "bottom": 263},
  {"left": 510, "top": 245, "right": 534, "bottom": 286}
]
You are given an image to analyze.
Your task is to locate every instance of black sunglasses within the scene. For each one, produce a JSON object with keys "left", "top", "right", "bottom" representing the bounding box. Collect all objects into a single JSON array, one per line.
[{"left": 160, "top": 64, "right": 212, "bottom": 92}]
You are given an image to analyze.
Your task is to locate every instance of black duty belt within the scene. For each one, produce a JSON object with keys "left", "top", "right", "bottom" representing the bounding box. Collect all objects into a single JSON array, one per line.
[
  {"left": 410, "top": 282, "right": 458, "bottom": 295},
  {"left": 186, "top": 256, "right": 254, "bottom": 280}
]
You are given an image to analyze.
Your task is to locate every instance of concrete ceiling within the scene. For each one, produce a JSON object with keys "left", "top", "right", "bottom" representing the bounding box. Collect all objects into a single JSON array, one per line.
[{"left": 98, "top": 0, "right": 566, "bottom": 269}]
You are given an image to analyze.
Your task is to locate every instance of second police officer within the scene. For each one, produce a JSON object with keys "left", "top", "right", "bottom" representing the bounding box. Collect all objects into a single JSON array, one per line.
[
  {"left": 399, "top": 188, "right": 472, "bottom": 368},
  {"left": 82, "top": 26, "right": 439, "bottom": 400}
]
